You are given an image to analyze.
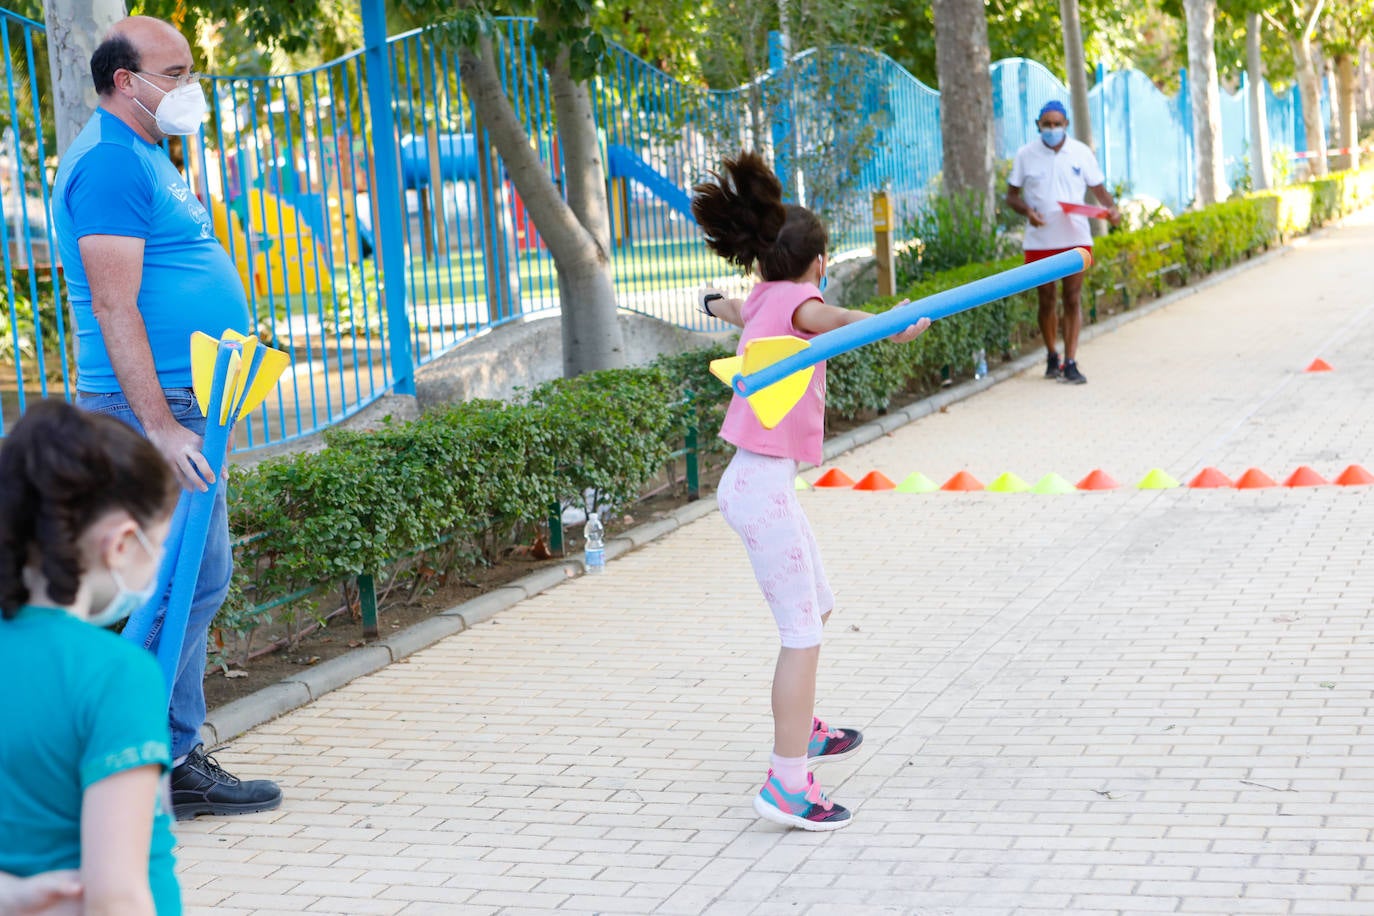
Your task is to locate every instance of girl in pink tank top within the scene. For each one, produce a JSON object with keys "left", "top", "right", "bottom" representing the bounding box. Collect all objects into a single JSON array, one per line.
[{"left": 691, "top": 152, "right": 928, "bottom": 831}]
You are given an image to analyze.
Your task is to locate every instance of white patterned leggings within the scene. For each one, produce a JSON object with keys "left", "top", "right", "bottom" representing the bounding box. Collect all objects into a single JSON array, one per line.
[{"left": 718, "top": 448, "right": 835, "bottom": 649}]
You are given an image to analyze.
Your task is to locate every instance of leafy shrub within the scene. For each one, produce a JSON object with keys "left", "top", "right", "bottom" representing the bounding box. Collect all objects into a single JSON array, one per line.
[
  {"left": 651, "top": 343, "right": 735, "bottom": 458},
  {"left": 525, "top": 368, "right": 684, "bottom": 515},
  {"left": 896, "top": 190, "right": 1018, "bottom": 287}
]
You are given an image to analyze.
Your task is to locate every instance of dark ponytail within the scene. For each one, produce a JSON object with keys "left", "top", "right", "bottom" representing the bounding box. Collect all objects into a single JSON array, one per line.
[
  {"left": 691, "top": 151, "right": 829, "bottom": 282},
  {"left": 0, "top": 400, "right": 178, "bottom": 618}
]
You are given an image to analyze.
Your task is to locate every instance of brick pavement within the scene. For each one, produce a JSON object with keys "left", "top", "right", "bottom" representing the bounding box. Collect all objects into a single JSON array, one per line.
[{"left": 177, "top": 208, "right": 1374, "bottom": 914}]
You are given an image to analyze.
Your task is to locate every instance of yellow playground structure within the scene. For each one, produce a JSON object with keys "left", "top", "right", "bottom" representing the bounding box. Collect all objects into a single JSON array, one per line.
[{"left": 207, "top": 190, "right": 341, "bottom": 298}]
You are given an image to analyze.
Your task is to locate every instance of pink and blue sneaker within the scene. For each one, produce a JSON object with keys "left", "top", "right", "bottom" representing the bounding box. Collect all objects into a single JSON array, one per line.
[
  {"left": 807, "top": 716, "right": 863, "bottom": 766},
  {"left": 753, "top": 770, "right": 853, "bottom": 831}
]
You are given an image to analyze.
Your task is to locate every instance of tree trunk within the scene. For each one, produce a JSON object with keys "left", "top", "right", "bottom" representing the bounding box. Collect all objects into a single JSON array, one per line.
[
  {"left": 546, "top": 48, "right": 625, "bottom": 374},
  {"left": 1246, "top": 12, "right": 1272, "bottom": 191},
  {"left": 1324, "top": 56, "right": 1339, "bottom": 149},
  {"left": 1059, "top": 0, "right": 1093, "bottom": 148},
  {"left": 1360, "top": 46, "right": 1372, "bottom": 128},
  {"left": 1059, "top": 0, "right": 1104, "bottom": 235},
  {"left": 458, "top": 34, "right": 625, "bottom": 377},
  {"left": 42, "top": 0, "right": 126, "bottom": 156},
  {"left": 548, "top": 50, "right": 611, "bottom": 257},
  {"left": 1290, "top": 32, "right": 1327, "bottom": 176},
  {"left": 931, "top": 0, "right": 994, "bottom": 217},
  {"left": 1334, "top": 52, "right": 1358, "bottom": 170},
  {"left": 1183, "top": 0, "right": 1226, "bottom": 205}
]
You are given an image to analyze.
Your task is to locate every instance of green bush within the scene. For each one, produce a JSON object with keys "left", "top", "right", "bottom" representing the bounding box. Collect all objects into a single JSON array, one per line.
[
  {"left": 650, "top": 344, "right": 735, "bottom": 458},
  {"left": 525, "top": 368, "right": 685, "bottom": 514},
  {"left": 896, "top": 190, "right": 1018, "bottom": 287},
  {"left": 224, "top": 368, "right": 693, "bottom": 648}
]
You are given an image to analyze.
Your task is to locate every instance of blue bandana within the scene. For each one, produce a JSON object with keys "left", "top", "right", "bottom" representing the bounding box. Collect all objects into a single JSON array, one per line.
[{"left": 1038, "top": 100, "right": 1068, "bottom": 121}]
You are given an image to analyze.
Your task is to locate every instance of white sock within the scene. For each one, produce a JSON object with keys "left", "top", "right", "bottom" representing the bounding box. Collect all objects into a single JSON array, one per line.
[
  {"left": 173, "top": 754, "right": 189, "bottom": 768},
  {"left": 770, "top": 753, "right": 809, "bottom": 791}
]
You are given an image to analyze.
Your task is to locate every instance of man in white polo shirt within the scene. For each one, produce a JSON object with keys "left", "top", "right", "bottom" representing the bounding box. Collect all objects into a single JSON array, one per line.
[{"left": 1007, "top": 100, "right": 1120, "bottom": 384}]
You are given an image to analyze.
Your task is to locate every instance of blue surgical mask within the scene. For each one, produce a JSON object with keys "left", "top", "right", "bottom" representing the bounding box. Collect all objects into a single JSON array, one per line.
[
  {"left": 1040, "top": 127, "right": 1066, "bottom": 147},
  {"left": 819, "top": 274, "right": 828, "bottom": 293},
  {"left": 88, "top": 527, "right": 161, "bottom": 628}
]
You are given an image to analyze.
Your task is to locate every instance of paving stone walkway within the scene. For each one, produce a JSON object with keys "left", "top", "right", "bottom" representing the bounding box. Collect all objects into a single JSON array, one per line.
[{"left": 179, "top": 209, "right": 1374, "bottom": 915}]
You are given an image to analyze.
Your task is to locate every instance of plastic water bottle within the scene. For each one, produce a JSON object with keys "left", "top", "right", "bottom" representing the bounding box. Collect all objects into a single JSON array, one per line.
[
  {"left": 584, "top": 512, "right": 606, "bottom": 574},
  {"left": 974, "top": 348, "right": 988, "bottom": 380}
]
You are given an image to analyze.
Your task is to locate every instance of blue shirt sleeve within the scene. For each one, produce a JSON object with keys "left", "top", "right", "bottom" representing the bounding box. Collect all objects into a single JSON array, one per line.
[
  {"left": 63, "top": 143, "right": 155, "bottom": 241},
  {"left": 78, "top": 642, "right": 172, "bottom": 789}
]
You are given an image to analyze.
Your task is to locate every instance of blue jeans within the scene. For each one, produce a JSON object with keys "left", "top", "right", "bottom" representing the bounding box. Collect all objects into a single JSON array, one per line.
[{"left": 78, "top": 388, "right": 233, "bottom": 758}]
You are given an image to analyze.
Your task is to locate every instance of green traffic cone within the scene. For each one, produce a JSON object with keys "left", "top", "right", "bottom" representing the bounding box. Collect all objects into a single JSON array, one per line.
[
  {"left": 895, "top": 472, "right": 939, "bottom": 493},
  {"left": 1136, "top": 468, "right": 1180, "bottom": 490},
  {"left": 987, "top": 472, "right": 1031, "bottom": 493},
  {"left": 1030, "top": 472, "right": 1078, "bottom": 494}
]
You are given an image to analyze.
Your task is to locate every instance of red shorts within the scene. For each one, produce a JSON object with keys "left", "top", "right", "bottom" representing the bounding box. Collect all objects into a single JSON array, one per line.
[{"left": 1024, "top": 246, "right": 1091, "bottom": 265}]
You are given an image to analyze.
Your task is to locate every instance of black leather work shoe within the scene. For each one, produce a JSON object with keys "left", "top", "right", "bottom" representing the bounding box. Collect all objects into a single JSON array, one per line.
[{"left": 170, "top": 744, "right": 283, "bottom": 820}]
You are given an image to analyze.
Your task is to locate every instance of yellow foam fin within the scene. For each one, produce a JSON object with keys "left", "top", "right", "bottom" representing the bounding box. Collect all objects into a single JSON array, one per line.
[
  {"left": 235, "top": 346, "right": 291, "bottom": 418},
  {"left": 189, "top": 332, "right": 220, "bottom": 417},
  {"left": 739, "top": 336, "right": 814, "bottom": 430},
  {"left": 709, "top": 354, "right": 744, "bottom": 387}
]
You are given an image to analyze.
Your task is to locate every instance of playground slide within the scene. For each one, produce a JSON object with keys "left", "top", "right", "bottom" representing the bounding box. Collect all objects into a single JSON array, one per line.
[{"left": 605, "top": 144, "right": 694, "bottom": 220}]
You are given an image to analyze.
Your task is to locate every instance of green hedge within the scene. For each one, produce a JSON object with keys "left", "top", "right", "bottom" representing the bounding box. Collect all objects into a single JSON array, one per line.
[
  {"left": 225, "top": 367, "right": 691, "bottom": 640},
  {"left": 217, "top": 165, "right": 1374, "bottom": 650}
]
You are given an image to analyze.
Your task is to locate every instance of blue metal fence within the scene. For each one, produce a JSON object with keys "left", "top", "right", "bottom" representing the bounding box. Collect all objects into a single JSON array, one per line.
[
  {"left": 0, "top": 7, "right": 67, "bottom": 437},
  {"left": 0, "top": 10, "right": 1334, "bottom": 448}
]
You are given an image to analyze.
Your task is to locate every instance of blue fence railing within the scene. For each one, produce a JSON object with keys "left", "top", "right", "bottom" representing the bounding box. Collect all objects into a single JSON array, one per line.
[
  {"left": 0, "top": 7, "right": 69, "bottom": 437},
  {"left": 0, "top": 11, "right": 1333, "bottom": 448}
]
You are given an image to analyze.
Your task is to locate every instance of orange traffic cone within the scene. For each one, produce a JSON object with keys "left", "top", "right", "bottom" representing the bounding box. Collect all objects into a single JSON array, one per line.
[
  {"left": 1188, "top": 467, "right": 1233, "bottom": 488},
  {"left": 1283, "top": 465, "right": 1328, "bottom": 487},
  {"left": 1335, "top": 464, "right": 1374, "bottom": 486},
  {"left": 1305, "top": 358, "right": 1334, "bottom": 372},
  {"left": 813, "top": 468, "right": 855, "bottom": 488},
  {"left": 1075, "top": 469, "right": 1120, "bottom": 491},
  {"left": 940, "top": 470, "right": 984, "bottom": 492},
  {"left": 853, "top": 471, "right": 897, "bottom": 491},
  {"left": 1234, "top": 468, "right": 1277, "bottom": 489}
]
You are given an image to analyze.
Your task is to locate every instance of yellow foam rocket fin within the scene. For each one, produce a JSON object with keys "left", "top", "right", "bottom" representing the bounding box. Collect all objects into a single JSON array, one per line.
[
  {"left": 710, "top": 335, "right": 816, "bottom": 430},
  {"left": 213, "top": 329, "right": 292, "bottom": 420},
  {"left": 235, "top": 345, "right": 290, "bottom": 417},
  {"left": 190, "top": 332, "right": 221, "bottom": 417},
  {"left": 740, "top": 336, "right": 814, "bottom": 430},
  {"left": 709, "top": 354, "right": 744, "bottom": 386}
]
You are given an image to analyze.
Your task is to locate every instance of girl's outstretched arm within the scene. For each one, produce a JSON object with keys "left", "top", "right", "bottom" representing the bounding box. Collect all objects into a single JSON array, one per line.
[
  {"left": 699, "top": 287, "right": 745, "bottom": 327},
  {"left": 793, "top": 298, "right": 930, "bottom": 342}
]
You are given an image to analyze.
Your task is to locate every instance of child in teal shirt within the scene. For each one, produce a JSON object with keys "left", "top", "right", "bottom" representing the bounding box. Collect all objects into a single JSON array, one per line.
[{"left": 0, "top": 400, "right": 182, "bottom": 915}]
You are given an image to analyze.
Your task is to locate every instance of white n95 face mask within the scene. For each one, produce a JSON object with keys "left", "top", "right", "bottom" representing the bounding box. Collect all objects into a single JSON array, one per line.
[{"left": 133, "top": 73, "right": 208, "bottom": 136}]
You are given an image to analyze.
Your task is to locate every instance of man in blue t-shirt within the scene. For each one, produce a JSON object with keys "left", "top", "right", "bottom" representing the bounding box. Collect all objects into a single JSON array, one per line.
[{"left": 51, "top": 15, "right": 281, "bottom": 819}]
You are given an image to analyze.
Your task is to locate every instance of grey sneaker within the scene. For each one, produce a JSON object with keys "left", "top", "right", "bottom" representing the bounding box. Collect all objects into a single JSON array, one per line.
[
  {"left": 1045, "top": 352, "right": 1061, "bottom": 379},
  {"left": 1060, "top": 360, "right": 1087, "bottom": 385}
]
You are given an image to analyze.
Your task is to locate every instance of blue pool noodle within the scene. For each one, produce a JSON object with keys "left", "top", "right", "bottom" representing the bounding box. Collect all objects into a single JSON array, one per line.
[{"left": 731, "top": 247, "right": 1090, "bottom": 398}]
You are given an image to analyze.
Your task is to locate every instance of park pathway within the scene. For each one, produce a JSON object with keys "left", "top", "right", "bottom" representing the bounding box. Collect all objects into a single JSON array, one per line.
[{"left": 179, "top": 208, "right": 1374, "bottom": 915}]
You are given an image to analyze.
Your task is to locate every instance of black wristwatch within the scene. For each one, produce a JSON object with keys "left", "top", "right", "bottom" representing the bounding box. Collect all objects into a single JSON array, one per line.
[{"left": 702, "top": 293, "right": 724, "bottom": 317}]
